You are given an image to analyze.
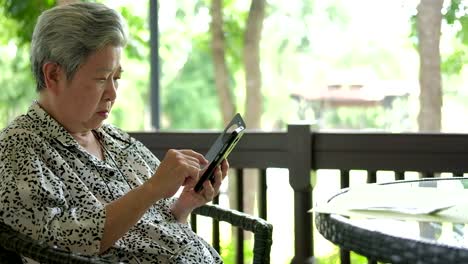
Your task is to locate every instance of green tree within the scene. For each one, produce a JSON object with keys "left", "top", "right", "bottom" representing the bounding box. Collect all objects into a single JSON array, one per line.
[
  {"left": 416, "top": 0, "right": 444, "bottom": 132},
  {"left": 209, "top": 0, "right": 266, "bottom": 128},
  {"left": 0, "top": 0, "right": 46, "bottom": 128},
  {"left": 0, "top": 0, "right": 151, "bottom": 130},
  {"left": 442, "top": 0, "right": 468, "bottom": 74},
  {"left": 410, "top": 0, "right": 468, "bottom": 132},
  {"left": 0, "top": 0, "right": 55, "bottom": 45},
  {"left": 162, "top": 45, "right": 222, "bottom": 129},
  {"left": 0, "top": 45, "right": 36, "bottom": 126}
]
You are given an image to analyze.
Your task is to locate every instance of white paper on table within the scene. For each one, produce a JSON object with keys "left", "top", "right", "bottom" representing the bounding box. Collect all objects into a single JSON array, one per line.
[{"left": 310, "top": 183, "right": 468, "bottom": 223}]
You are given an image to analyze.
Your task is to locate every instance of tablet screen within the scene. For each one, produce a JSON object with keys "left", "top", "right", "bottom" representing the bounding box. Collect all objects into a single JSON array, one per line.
[{"left": 194, "top": 113, "right": 246, "bottom": 192}]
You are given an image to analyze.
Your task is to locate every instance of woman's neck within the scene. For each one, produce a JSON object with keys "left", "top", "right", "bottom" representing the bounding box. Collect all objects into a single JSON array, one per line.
[
  {"left": 73, "top": 130, "right": 104, "bottom": 161},
  {"left": 38, "top": 95, "right": 87, "bottom": 135}
]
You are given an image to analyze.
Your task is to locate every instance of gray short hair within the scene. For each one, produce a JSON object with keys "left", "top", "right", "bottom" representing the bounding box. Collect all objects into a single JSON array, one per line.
[{"left": 31, "top": 2, "right": 128, "bottom": 91}]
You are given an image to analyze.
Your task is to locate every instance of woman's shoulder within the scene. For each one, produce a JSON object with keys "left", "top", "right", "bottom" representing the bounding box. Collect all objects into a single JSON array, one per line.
[
  {"left": 99, "top": 123, "right": 134, "bottom": 144},
  {"left": 0, "top": 115, "right": 43, "bottom": 154},
  {"left": 100, "top": 123, "right": 158, "bottom": 162},
  {"left": 0, "top": 115, "right": 40, "bottom": 142}
]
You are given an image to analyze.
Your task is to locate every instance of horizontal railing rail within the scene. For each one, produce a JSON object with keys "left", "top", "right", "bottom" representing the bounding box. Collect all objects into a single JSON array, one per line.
[
  {"left": 312, "top": 132, "right": 468, "bottom": 172},
  {"left": 130, "top": 130, "right": 290, "bottom": 168},
  {"left": 130, "top": 126, "right": 468, "bottom": 264},
  {"left": 312, "top": 132, "right": 468, "bottom": 264}
]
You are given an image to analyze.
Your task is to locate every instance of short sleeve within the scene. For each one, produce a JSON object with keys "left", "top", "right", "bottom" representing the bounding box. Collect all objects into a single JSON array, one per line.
[
  {"left": 0, "top": 143, "right": 106, "bottom": 255},
  {"left": 132, "top": 139, "right": 160, "bottom": 175}
]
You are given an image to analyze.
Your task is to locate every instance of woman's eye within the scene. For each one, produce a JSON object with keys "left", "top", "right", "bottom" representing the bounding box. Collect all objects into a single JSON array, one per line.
[{"left": 95, "top": 74, "right": 121, "bottom": 86}]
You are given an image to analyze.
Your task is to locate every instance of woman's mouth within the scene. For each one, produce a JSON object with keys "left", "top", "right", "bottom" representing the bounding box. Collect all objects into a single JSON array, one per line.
[{"left": 97, "top": 111, "right": 109, "bottom": 118}]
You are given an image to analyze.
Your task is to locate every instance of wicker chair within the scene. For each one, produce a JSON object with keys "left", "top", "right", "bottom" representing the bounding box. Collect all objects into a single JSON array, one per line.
[{"left": 0, "top": 204, "right": 273, "bottom": 264}]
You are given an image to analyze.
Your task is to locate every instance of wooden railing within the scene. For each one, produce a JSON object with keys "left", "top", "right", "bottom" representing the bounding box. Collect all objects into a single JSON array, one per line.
[{"left": 130, "top": 125, "right": 468, "bottom": 264}]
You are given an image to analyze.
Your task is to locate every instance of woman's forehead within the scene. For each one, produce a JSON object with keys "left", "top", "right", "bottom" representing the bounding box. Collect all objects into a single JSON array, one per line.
[{"left": 81, "top": 46, "right": 122, "bottom": 73}]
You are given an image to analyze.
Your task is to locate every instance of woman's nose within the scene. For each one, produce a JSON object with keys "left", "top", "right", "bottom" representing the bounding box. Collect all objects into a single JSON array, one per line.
[{"left": 105, "top": 80, "right": 118, "bottom": 101}]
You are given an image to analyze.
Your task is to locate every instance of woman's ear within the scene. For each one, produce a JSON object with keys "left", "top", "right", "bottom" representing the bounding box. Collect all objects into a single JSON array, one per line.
[{"left": 42, "top": 62, "right": 65, "bottom": 95}]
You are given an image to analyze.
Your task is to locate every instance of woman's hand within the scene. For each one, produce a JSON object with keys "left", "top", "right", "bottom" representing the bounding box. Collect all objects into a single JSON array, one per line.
[
  {"left": 102, "top": 149, "right": 206, "bottom": 254},
  {"left": 145, "top": 149, "right": 208, "bottom": 200},
  {"left": 171, "top": 159, "right": 229, "bottom": 222}
]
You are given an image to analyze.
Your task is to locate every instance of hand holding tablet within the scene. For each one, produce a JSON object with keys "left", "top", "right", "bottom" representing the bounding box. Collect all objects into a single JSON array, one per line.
[{"left": 194, "top": 113, "right": 246, "bottom": 192}]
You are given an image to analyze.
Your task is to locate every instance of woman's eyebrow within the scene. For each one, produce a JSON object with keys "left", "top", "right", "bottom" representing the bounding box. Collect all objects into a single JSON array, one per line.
[{"left": 95, "top": 66, "right": 123, "bottom": 73}]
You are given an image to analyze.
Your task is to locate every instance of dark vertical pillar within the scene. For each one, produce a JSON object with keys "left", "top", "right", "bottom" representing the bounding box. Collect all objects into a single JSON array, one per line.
[
  {"left": 259, "top": 169, "right": 267, "bottom": 220},
  {"left": 339, "top": 170, "right": 350, "bottom": 264},
  {"left": 236, "top": 169, "right": 244, "bottom": 264},
  {"left": 339, "top": 249, "right": 351, "bottom": 264},
  {"left": 149, "top": 0, "right": 160, "bottom": 129},
  {"left": 213, "top": 195, "right": 220, "bottom": 253},
  {"left": 340, "top": 170, "right": 350, "bottom": 189},
  {"left": 288, "top": 124, "right": 314, "bottom": 264},
  {"left": 367, "top": 170, "right": 377, "bottom": 184},
  {"left": 395, "top": 171, "right": 405, "bottom": 181}
]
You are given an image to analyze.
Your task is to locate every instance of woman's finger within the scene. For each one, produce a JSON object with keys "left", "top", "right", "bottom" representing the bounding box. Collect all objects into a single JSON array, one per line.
[
  {"left": 212, "top": 166, "right": 223, "bottom": 191},
  {"left": 179, "top": 149, "right": 208, "bottom": 165},
  {"left": 220, "top": 159, "right": 229, "bottom": 180},
  {"left": 202, "top": 180, "right": 215, "bottom": 201}
]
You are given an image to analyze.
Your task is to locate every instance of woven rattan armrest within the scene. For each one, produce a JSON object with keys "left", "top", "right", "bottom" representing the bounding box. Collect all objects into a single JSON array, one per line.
[
  {"left": 0, "top": 205, "right": 273, "bottom": 264},
  {"left": 0, "top": 222, "right": 111, "bottom": 264},
  {"left": 192, "top": 204, "right": 273, "bottom": 264}
]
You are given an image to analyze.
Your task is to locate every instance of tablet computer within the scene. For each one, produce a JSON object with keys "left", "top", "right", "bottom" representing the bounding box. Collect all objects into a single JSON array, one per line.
[{"left": 194, "top": 113, "right": 246, "bottom": 192}]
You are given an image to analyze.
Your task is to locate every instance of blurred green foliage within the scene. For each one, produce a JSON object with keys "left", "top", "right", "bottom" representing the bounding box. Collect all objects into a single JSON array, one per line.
[
  {"left": 3, "top": 1, "right": 468, "bottom": 262},
  {"left": 315, "top": 249, "right": 368, "bottom": 264},
  {"left": 163, "top": 46, "right": 223, "bottom": 129},
  {"left": 2, "top": 0, "right": 467, "bottom": 133},
  {"left": 220, "top": 238, "right": 253, "bottom": 264},
  {"left": 0, "top": 0, "right": 55, "bottom": 45},
  {"left": 0, "top": 0, "right": 154, "bottom": 131},
  {"left": 441, "top": 1, "right": 468, "bottom": 75},
  {"left": 0, "top": 44, "right": 36, "bottom": 126},
  {"left": 411, "top": 0, "right": 468, "bottom": 76},
  {"left": 0, "top": 0, "right": 41, "bottom": 126}
]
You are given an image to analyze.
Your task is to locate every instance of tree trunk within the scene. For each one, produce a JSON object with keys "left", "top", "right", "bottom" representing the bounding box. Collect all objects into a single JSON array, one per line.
[
  {"left": 209, "top": 0, "right": 267, "bottom": 244},
  {"left": 210, "top": 0, "right": 236, "bottom": 125},
  {"left": 417, "top": 0, "right": 443, "bottom": 132},
  {"left": 244, "top": 0, "right": 266, "bottom": 129},
  {"left": 241, "top": 0, "right": 266, "bottom": 241}
]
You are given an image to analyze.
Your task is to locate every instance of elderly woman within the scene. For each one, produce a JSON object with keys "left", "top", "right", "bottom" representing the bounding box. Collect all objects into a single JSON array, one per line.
[{"left": 0, "top": 2, "right": 228, "bottom": 263}]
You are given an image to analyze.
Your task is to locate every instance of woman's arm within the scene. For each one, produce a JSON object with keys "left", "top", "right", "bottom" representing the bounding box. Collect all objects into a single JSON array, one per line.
[
  {"left": 100, "top": 149, "right": 206, "bottom": 253},
  {"left": 170, "top": 159, "right": 229, "bottom": 223},
  {"left": 100, "top": 182, "right": 160, "bottom": 253}
]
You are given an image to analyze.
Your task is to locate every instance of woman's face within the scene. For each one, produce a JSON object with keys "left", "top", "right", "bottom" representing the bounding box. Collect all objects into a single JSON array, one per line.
[{"left": 56, "top": 45, "right": 122, "bottom": 132}]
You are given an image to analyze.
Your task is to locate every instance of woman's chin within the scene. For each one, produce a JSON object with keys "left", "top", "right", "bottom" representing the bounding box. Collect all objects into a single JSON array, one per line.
[{"left": 86, "top": 119, "right": 106, "bottom": 130}]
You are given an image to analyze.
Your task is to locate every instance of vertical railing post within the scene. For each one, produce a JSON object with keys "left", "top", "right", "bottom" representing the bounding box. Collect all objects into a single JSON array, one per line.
[
  {"left": 212, "top": 195, "right": 220, "bottom": 253},
  {"left": 149, "top": 0, "right": 160, "bottom": 129},
  {"left": 395, "top": 171, "right": 405, "bottom": 181},
  {"left": 259, "top": 169, "right": 268, "bottom": 220},
  {"left": 339, "top": 170, "right": 351, "bottom": 264},
  {"left": 236, "top": 169, "right": 245, "bottom": 264},
  {"left": 288, "top": 124, "right": 314, "bottom": 264},
  {"left": 367, "top": 170, "right": 377, "bottom": 184}
]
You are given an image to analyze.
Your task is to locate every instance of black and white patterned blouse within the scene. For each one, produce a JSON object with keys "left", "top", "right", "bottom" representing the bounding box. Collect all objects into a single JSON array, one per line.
[{"left": 0, "top": 103, "right": 222, "bottom": 263}]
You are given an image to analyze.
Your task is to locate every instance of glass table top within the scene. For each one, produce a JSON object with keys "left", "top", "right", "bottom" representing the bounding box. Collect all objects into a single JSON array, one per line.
[{"left": 328, "top": 177, "right": 468, "bottom": 249}]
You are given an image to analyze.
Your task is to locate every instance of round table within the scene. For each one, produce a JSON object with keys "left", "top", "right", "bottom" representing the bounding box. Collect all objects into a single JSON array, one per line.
[{"left": 315, "top": 177, "right": 468, "bottom": 264}]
